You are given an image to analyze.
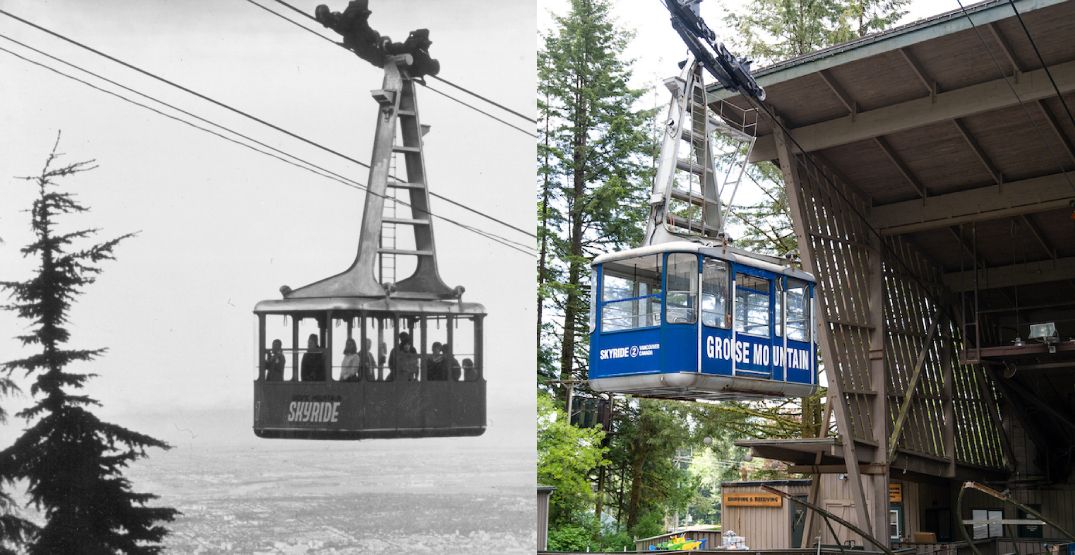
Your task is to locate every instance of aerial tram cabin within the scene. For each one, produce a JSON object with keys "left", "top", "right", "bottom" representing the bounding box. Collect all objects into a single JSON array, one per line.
[
  {"left": 588, "top": 1, "right": 817, "bottom": 400},
  {"left": 252, "top": 10, "right": 485, "bottom": 439},
  {"left": 253, "top": 298, "right": 485, "bottom": 440},
  {"left": 589, "top": 242, "right": 816, "bottom": 400}
]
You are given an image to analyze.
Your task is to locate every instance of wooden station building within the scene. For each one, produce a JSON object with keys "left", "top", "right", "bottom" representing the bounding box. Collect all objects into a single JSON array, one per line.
[{"left": 710, "top": 0, "right": 1075, "bottom": 551}]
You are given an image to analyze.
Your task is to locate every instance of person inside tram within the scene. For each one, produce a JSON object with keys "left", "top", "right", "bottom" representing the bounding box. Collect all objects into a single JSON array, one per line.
[
  {"left": 462, "top": 358, "right": 478, "bottom": 382},
  {"left": 377, "top": 340, "right": 388, "bottom": 379},
  {"left": 263, "top": 339, "right": 285, "bottom": 381},
  {"left": 388, "top": 331, "right": 418, "bottom": 381},
  {"left": 445, "top": 344, "right": 462, "bottom": 381},
  {"left": 358, "top": 338, "right": 378, "bottom": 381},
  {"left": 426, "top": 342, "right": 448, "bottom": 381},
  {"left": 340, "top": 338, "right": 362, "bottom": 382},
  {"left": 300, "top": 333, "right": 326, "bottom": 381}
]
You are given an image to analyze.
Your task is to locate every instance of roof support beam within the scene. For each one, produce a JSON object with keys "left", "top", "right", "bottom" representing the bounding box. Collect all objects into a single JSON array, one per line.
[
  {"left": 897, "top": 47, "right": 936, "bottom": 99},
  {"left": 1036, "top": 99, "right": 1075, "bottom": 166},
  {"left": 1019, "top": 214, "right": 1057, "bottom": 260},
  {"left": 875, "top": 136, "right": 928, "bottom": 198},
  {"left": 748, "top": 59, "right": 1075, "bottom": 162},
  {"left": 987, "top": 23, "right": 1023, "bottom": 80},
  {"left": 952, "top": 119, "right": 1003, "bottom": 185},
  {"left": 944, "top": 256, "right": 1075, "bottom": 291},
  {"left": 873, "top": 171, "right": 1075, "bottom": 235},
  {"left": 818, "top": 69, "right": 857, "bottom": 118}
]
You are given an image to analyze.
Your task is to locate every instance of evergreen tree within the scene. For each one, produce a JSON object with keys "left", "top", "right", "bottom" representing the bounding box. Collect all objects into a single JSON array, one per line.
[
  {"left": 726, "top": 0, "right": 909, "bottom": 64},
  {"left": 537, "top": 0, "right": 656, "bottom": 392},
  {"left": 0, "top": 136, "right": 178, "bottom": 554}
]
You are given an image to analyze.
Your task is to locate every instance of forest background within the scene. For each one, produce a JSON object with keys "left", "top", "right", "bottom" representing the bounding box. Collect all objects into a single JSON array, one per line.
[{"left": 535, "top": 0, "right": 938, "bottom": 551}]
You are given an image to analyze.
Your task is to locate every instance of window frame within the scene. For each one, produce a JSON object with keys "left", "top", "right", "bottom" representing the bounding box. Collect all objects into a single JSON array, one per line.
[
  {"left": 701, "top": 256, "right": 731, "bottom": 329},
  {"left": 598, "top": 254, "right": 663, "bottom": 334},
  {"left": 733, "top": 271, "right": 772, "bottom": 338},
  {"left": 664, "top": 252, "right": 698, "bottom": 326}
]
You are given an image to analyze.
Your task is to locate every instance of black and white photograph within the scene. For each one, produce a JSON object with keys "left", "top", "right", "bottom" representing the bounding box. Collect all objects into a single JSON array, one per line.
[{"left": 0, "top": 0, "right": 536, "bottom": 552}]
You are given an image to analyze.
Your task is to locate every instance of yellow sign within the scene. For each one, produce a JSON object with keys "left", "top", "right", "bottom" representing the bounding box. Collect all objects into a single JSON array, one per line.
[
  {"left": 724, "top": 493, "right": 782, "bottom": 508},
  {"left": 889, "top": 483, "right": 902, "bottom": 503}
]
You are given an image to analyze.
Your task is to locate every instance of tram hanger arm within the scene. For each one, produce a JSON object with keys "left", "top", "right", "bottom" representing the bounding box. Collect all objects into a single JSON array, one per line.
[{"left": 662, "top": 0, "right": 766, "bottom": 101}]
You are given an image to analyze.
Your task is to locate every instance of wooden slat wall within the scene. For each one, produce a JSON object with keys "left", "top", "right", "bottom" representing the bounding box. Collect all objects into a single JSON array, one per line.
[
  {"left": 793, "top": 156, "right": 877, "bottom": 443},
  {"left": 790, "top": 154, "right": 1006, "bottom": 470}
]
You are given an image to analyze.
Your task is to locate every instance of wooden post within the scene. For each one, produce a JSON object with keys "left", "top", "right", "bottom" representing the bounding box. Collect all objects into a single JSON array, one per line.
[{"left": 774, "top": 124, "right": 875, "bottom": 544}]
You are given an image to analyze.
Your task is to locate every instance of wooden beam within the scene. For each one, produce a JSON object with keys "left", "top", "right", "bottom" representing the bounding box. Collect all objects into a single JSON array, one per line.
[
  {"left": 747, "top": 59, "right": 1075, "bottom": 162},
  {"left": 873, "top": 171, "right": 1075, "bottom": 235},
  {"left": 944, "top": 256, "right": 1075, "bottom": 291},
  {"left": 819, "top": 69, "right": 857, "bottom": 117},
  {"left": 875, "top": 136, "right": 928, "bottom": 199},
  {"left": 952, "top": 119, "right": 1003, "bottom": 185},
  {"left": 987, "top": 23, "right": 1023, "bottom": 79},
  {"left": 1036, "top": 99, "right": 1075, "bottom": 166},
  {"left": 897, "top": 47, "right": 936, "bottom": 98},
  {"left": 789, "top": 463, "right": 887, "bottom": 475},
  {"left": 1019, "top": 214, "right": 1057, "bottom": 260},
  {"left": 888, "top": 310, "right": 942, "bottom": 460},
  {"left": 774, "top": 124, "right": 874, "bottom": 543}
]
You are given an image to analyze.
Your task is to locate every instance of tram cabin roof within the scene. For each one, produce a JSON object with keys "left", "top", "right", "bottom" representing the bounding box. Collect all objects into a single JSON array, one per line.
[
  {"left": 593, "top": 241, "right": 814, "bottom": 283},
  {"left": 254, "top": 296, "right": 486, "bottom": 316}
]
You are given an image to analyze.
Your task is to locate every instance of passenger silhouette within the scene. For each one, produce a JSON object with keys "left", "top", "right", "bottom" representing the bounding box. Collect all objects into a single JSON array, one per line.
[
  {"left": 300, "top": 333, "right": 326, "bottom": 381},
  {"left": 340, "top": 338, "right": 362, "bottom": 382},
  {"left": 445, "top": 344, "right": 462, "bottom": 382},
  {"left": 426, "top": 342, "right": 448, "bottom": 381},
  {"left": 462, "top": 358, "right": 479, "bottom": 382},
  {"left": 358, "top": 338, "right": 378, "bottom": 381},
  {"left": 263, "top": 339, "right": 285, "bottom": 381},
  {"left": 388, "top": 331, "right": 418, "bottom": 381}
]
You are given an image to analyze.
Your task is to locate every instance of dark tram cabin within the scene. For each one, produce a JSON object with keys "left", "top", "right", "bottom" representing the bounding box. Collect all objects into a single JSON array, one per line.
[{"left": 252, "top": 297, "right": 486, "bottom": 440}]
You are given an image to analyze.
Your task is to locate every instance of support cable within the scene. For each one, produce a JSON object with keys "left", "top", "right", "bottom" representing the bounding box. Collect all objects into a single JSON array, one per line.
[
  {"left": 417, "top": 81, "right": 537, "bottom": 138},
  {"left": 0, "top": 7, "right": 536, "bottom": 240},
  {"left": 0, "top": 41, "right": 535, "bottom": 257},
  {"left": 1006, "top": 0, "right": 1075, "bottom": 129},
  {"left": 250, "top": 0, "right": 537, "bottom": 124},
  {"left": 953, "top": 0, "right": 1075, "bottom": 193}
]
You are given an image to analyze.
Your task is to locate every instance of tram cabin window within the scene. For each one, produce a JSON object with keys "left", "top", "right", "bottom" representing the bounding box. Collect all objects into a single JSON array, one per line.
[
  {"left": 601, "top": 255, "right": 662, "bottom": 332},
  {"left": 735, "top": 273, "right": 770, "bottom": 337},
  {"left": 785, "top": 279, "right": 810, "bottom": 342},
  {"left": 701, "top": 258, "right": 730, "bottom": 328},
  {"left": 665, "top": 253, "right": 697, "bottom": 324}
]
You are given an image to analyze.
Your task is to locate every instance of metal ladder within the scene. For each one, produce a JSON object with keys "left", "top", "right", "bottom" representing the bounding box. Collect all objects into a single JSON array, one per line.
[
  {"left": 645, "top": 56, "right": 758, "bottom": 247},
  {"left": 378, "top": 152, "right": 399, "bottom": 285},
  {"left": 376, "top": 76, "right": 438, "bottom": 290}
]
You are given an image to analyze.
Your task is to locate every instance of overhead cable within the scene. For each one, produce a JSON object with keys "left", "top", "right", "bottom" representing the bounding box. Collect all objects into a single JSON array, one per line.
[
  {"left": 245, "top": 0, "right": 538, "bottom": 130},
  {"left": 1005, "top": 0, "right": 1075, "bottom": 129},
  {"left": 0, "top": 7, "right": 535, "bottom": 240},
  {"left": 0, "top": 40, "right": 536, "bottom": 257}
]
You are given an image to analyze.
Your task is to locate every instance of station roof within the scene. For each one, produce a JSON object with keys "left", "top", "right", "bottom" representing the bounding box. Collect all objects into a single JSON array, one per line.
[
  {"left": 713, "top": 0, "right": 1075, "bottom": 475},
  {"left": 711, "top": 0, "right": 1075, "bottom": 290}
]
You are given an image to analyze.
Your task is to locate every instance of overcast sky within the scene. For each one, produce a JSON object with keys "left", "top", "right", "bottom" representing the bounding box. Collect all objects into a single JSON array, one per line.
[{"left": 0, "top": 0, "right": 536, "bottom": 450}]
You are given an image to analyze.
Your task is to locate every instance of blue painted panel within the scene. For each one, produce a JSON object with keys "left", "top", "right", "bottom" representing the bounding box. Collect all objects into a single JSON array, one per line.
[
  {"left": 734, "top": 333, "right": 773, "bottom": 377},
  {"left": 700, "top": 327, "right": 733, "bottom": 376},
  {"left": 589, "top": 327, "right": 663, "bottom": 378},
  {"left": 781, "top": 339, "right": 814, "bottom": 385},
  {"left": 661, "top": 322, "right": 697, "bottom": 373}
]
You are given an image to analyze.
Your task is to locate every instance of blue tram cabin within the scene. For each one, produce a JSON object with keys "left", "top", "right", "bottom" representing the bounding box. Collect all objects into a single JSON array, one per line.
[{"left": 589, "top": 242, "right": 818, "bottom": 400}]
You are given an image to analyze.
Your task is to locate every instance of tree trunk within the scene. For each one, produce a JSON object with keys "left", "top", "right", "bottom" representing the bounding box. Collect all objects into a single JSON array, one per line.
[
  {"left": 625, "top": 449, "right": 646, "bottom": 530},
  {"left": 537, "top": 92, "right": 551, "bottom": 348},
  {"left": 559, "top": 74, "right": 587, "bottom": 386}
]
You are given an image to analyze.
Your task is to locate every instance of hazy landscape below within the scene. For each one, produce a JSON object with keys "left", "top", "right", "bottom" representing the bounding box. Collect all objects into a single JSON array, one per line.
[{"left": 124, "top": 439, "right": 535, "bottom": 554}]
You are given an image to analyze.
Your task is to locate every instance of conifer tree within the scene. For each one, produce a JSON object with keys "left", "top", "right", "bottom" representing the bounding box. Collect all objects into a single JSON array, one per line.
[
  {"left": 537, "top": 0, "right": 656, "bottom": 392},
  {"left": 0, "top": 135, "right": 178, "bottom": 554}
]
